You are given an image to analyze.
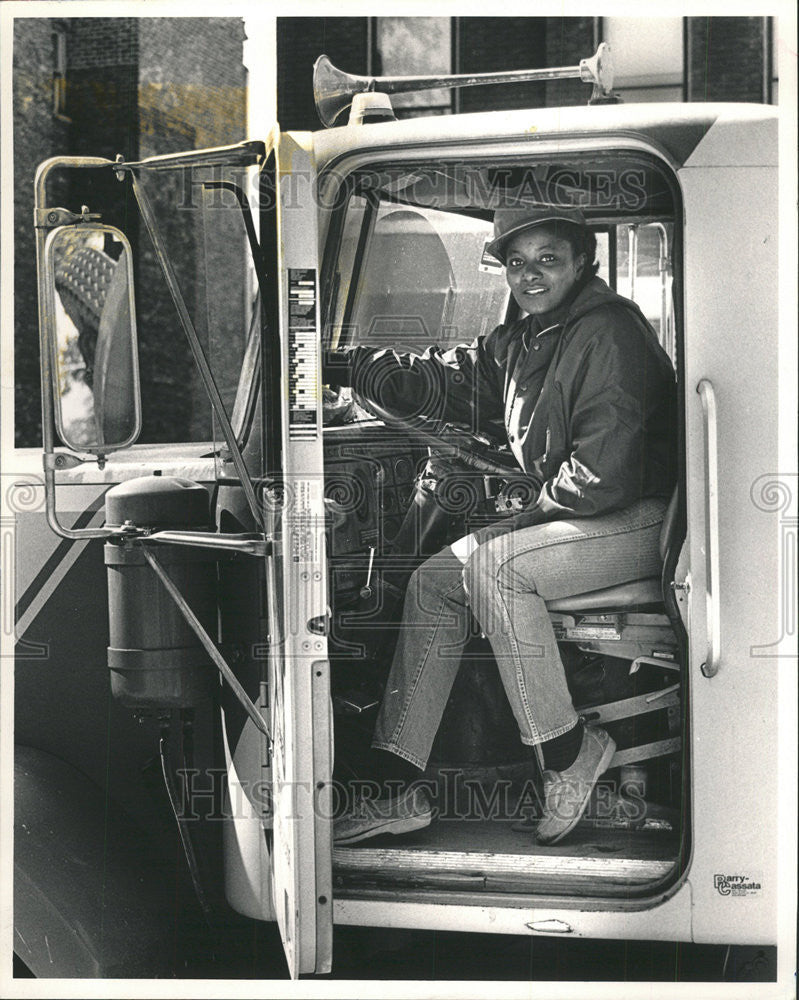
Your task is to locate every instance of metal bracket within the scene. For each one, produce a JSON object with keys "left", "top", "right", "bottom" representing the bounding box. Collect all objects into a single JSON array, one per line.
[
  {"left": 106, "top": 523, "right": 272, "bottom": 557},
  {"left": 34, "top": 204, "right": 102, "bottom": 229},
  {"left": 577, "top": 684, "right": 680, "bottom": 726},
  {"left": 42, "top": 460, "right": 114, "bottom": 541},
  {"left": 141, "top": 530, "right": 272, "bottom": 558},
  {"left": 35, "top": 207, "right": 82, "bottom": 229},
  {"left": 141, "top": 546, "right": 270, "bottom": 742},
  {"left": 46, "top": 452, "right": 89, "bottom": 472},
  {"left": 609, "top": 738, "right": 682, "bottom": 768},
  {"left": 629, "top": 654, "right": 679, "bottom": 674}
]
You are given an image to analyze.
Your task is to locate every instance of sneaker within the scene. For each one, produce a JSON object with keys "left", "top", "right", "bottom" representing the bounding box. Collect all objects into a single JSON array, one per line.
[
  {"left": 536, "top": 725, "right": 616, "bottom": 846},
  {"left": 334, "top": 786, "right": 433, "bottom": 846}
]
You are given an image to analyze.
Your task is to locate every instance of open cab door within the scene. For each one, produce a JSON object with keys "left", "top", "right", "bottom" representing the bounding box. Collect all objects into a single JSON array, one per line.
[{"left": 268, "top": 129, "right": 334, "bottom": 977}]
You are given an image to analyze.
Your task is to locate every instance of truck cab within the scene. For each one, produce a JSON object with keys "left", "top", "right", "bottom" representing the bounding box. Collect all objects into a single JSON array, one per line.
[{"left": 9, "top": 52, "right": 792, "bottom": 981}]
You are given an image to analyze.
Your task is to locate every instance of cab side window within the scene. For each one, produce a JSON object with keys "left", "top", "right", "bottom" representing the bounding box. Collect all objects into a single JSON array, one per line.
[{"left": 597, "top": 223, "right": 675, "bottom": 365}]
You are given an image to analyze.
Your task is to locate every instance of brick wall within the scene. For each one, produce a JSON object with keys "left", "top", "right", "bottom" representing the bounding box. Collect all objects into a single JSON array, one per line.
[
  {"left": 457, "top": 17, "right": 597, "bottom": 111},
  {"left": 14, "top": 18, "right": 140, "bottom": 446},
  {"left": 687, "top": 17, "right": 767, "bottom": 102},
  {"left": 13, "top": 19, "right": 72, "bottom": 446},
  {"left": 65, "top": 17, "right": 139, "bottom": 68},
  {"left": 457, "top": 18, "right": 548, "bottom": 113},
  {"left": 135, "top": 18, "right": 247, "bottom": 441},
  {"left": 277, "top": 18, "right": 370, "bottom": 131},
  {"left": 64, "top": 19, "right": 140, "bottom": 267},
  {"left": 13, "top": 16, "right": 248, "bottom": 446},
  {"left": 545, "top": 17, "right": 597, "bottom": 107},
  {"left": 66, "top": 18, "right": 139, "bottom": 161},
  {"left": 137, "top": 17, "right": 246, "bottom": 156}
]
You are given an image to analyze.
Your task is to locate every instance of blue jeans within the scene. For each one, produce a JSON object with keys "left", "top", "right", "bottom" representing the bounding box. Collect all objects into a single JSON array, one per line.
[{"left": 372, "top": 497, "right": 668, "bottom": 769}]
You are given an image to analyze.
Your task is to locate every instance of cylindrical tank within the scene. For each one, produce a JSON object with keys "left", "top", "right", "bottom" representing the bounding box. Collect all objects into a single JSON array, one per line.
[{"left": 104, "top": 476, "right": 216, "bottom": 709}]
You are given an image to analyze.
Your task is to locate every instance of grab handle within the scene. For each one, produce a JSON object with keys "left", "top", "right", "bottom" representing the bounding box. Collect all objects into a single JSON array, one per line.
[{"left": 697, "top": 379, "right": 721, "bottom": 677}]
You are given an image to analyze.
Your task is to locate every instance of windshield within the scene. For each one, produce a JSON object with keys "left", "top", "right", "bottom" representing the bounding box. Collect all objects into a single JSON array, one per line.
[{"left": 329, "top": 196, "right": 509, "bottom": 355}]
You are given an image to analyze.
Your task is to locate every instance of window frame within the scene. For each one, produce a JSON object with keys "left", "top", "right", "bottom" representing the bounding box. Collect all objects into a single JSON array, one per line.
[{"left": 321, "top": 151, "right": 680, "bottom": 360}]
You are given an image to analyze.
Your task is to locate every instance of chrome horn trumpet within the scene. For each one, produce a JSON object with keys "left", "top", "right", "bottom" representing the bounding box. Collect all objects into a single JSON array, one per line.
[{"left": 313, "top": 43, "right": 615, "bottom": 128}]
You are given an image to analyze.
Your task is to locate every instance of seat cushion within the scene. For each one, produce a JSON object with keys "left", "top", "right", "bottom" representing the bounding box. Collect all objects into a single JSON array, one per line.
[{"left": 546, "top": 577, "right": 663, "bottom": 613}]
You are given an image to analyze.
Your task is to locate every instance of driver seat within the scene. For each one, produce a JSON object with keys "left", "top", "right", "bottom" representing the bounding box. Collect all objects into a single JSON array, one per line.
[
  {"left": 546, "top": 489, "right": 678, "bottom": 615},
  {"left": 545, "top": 489, "right": 682, "bottom": 769}
]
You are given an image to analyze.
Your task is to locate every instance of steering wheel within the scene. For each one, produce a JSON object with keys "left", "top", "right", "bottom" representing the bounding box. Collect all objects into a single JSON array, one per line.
[{"left": 359, "top": 393, "right": 525, "bottom": 478}]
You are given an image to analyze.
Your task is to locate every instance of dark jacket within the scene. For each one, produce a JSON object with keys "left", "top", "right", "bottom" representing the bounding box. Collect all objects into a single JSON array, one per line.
[{"left": 326, "top": 277, "right": 677, "bottom": 533}]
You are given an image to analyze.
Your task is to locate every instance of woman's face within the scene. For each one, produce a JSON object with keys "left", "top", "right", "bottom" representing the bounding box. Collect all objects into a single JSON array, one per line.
[{"left": 504, "top": 226, "right": 586, "bottom": 317}]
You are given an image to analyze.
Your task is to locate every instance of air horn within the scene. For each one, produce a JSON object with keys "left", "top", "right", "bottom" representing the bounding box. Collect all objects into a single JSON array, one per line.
[{"left": 313, "top": 43, "right": 614, "bottom": 128}]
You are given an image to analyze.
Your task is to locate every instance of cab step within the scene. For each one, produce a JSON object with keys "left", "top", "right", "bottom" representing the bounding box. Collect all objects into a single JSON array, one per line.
[{"left": 333, "top": 822, "right": 679, "bottom": 896}]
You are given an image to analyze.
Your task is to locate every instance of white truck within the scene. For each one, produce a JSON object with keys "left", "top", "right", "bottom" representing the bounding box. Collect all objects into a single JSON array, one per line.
[{"left": 8, "top": 46, "right": 795, "bottom": 983}]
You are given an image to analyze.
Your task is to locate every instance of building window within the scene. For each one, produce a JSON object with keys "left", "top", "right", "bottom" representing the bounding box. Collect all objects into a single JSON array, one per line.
[
  {"left": 374, "top": 17, "right": 453, "bottom": 117},
  {"left": 602, "top": 18, "right": 684, "bottom": 103},
  {"left": 52, "top": 24, "right": 70, "bottom": 121}
]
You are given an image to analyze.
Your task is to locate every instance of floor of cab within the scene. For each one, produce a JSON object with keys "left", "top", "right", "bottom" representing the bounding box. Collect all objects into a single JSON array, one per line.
[{"left": 333, "top": 818, "right": 680, "bottom": 897}]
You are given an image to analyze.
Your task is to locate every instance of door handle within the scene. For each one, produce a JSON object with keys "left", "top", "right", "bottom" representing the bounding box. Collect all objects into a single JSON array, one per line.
[{"left": 697, "top": 378, "right": 721, "bottom": 677}]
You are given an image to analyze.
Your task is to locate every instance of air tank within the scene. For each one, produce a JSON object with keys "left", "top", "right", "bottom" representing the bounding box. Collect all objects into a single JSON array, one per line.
[{"left": 104, "top": 476, "right": 216, "bottom": 708}]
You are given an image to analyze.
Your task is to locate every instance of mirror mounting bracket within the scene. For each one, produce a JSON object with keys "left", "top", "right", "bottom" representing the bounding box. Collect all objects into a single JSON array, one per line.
[
  {"left": 34, "top": 207, "right": 84, "bottom": 229},
  {"left": 79, "top": 204, "right": 102, "bottom": 223},
  {"left": 48, "top": 452, "right": 109, "bottom": 472},
  {"left": 42, "top": 459, "right": 114, "bottom": 541},
  {"left": 35, "top": 206, "right": 102, "bottom": 229},
  {"left": 50, "top": 452, "right": 91, "bottom": 471}
]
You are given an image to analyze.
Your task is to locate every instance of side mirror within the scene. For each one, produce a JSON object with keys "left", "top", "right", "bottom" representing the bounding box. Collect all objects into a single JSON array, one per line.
[{"left": 43, "top": 224, "right": 141, "bottom": 453}]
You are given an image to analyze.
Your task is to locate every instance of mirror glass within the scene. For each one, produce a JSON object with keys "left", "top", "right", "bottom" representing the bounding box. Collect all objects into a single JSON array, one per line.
[{"left": 48, "top": 225, "right": 141, "bottom": 452}]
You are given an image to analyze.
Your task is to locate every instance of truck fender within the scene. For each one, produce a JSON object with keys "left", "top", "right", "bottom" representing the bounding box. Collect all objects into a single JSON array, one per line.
[{"left": 14, "top": 745, "right": 185, "bottom": 977}]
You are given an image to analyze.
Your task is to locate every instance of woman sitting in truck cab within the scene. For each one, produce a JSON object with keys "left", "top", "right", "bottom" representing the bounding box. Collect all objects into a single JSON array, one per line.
[{"left": 324, "top": 205, "right": 677, "bottom": 847}]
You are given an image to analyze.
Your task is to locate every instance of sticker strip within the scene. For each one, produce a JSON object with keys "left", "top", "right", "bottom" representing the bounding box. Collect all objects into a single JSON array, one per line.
[{"left": 288, "top": 268, "right": 319, "bottom": 440}]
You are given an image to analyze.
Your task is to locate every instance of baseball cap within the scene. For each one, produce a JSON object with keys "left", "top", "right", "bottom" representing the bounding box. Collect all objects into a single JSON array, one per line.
[{"left": 486, "top": 205, "right": 588, "bottom": 264}]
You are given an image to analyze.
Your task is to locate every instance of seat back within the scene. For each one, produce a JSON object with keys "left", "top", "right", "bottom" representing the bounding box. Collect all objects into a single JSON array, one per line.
[
  {"left": 546, "top": 487, "right": 680, "bottom": 614},
  {"left": 659, "top": 487, "right": 680, "bottom": 562}
]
